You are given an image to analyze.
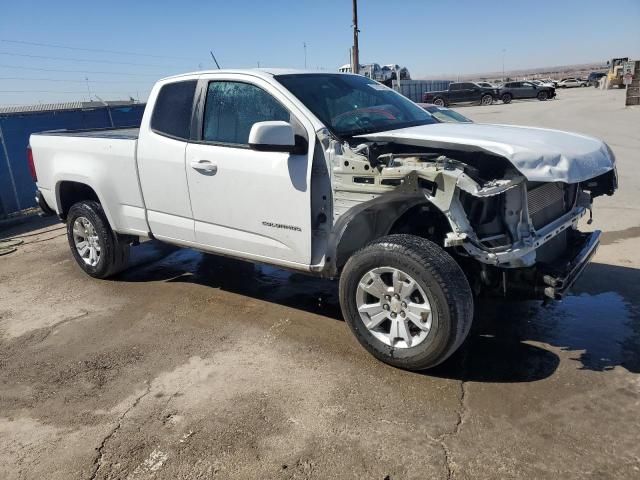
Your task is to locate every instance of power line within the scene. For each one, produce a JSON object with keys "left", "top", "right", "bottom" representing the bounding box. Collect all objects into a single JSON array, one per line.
[
  {"left": 0, "top": 38, "right": 201, "bottom": 61},
  {"left": 0, "top": 76, "right": 150, "bottom": 84},
  {"left": 0, "top": 64, "right": 161, "bottom": 76},
  {"left": 0, "top": 51, "right": 181, "bottom": 68}
]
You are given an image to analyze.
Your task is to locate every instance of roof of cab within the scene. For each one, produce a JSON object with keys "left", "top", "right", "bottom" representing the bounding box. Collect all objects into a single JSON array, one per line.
[{"left": 159, "top": 68, "right": 353, "bottom": 82}]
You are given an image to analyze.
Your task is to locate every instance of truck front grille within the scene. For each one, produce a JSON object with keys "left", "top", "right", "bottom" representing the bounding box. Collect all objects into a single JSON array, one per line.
[{"left": 527, "top": 182, "right": 568, "bottom": 230}]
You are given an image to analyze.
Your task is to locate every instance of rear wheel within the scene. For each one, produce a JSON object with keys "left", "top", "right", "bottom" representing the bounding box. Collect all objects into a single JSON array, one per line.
[
  {"left": 501, "top": 93, "right": 512, "bottom": 104},
  {"left": 480, "top": 94, "right": 493, "bottom": 106},
  {"left": 537, "top": 91, "right": 548, "bottom": 101},
  {"left": 339, "top": 235, "right": 474, "bottom": 371},
  {"left": 432, "top": 97, "right": 446, "bottom": 107},
  {"left": 66, "top": 200, "right": 129, "bottom": 279}
]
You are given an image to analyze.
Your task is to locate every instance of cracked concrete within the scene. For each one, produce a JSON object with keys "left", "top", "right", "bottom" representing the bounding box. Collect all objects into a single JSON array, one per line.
[
  {"left": 1, "top": 87, "right": 639, "bottom": 479},
  {"left": 89, "top": 384, "right": 151, "bottom": 480}
]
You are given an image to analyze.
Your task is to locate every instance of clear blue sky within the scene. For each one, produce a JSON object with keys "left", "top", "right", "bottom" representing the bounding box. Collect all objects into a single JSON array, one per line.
[{"left": 1, "top": 0, "right": 638, "bottom": 105}]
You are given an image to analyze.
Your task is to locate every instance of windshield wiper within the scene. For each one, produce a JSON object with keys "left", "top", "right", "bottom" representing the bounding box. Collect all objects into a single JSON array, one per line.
[{"left": 340, "top": 126, "right": 382, "bottom": 137}]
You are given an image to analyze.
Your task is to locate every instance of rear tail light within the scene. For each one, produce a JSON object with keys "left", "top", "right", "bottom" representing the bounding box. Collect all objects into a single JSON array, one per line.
[{"left": 27, "top": 146, "right": 37, "bottom": 182}]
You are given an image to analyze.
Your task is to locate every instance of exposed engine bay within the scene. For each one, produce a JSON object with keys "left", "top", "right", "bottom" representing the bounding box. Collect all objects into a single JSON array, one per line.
[{"left": 317, "top": 126, "right": 618, "bottom": 300}]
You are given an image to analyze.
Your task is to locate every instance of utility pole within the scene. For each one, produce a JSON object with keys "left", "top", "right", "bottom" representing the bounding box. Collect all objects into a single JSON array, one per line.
[
  {"left": 502, "top": 49, "right": 506, "bottom": 82},
  {"left": 351, "top": 0, "right": 359, "bottom": 74}
]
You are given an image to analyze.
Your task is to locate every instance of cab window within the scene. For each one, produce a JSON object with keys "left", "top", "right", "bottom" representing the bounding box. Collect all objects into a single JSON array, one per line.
[
  {"left": 202, "top": 81, "right": 290, "bottom": 145},
  {"left": 151, "top": 80, "right": 197, "bottom": 140}
]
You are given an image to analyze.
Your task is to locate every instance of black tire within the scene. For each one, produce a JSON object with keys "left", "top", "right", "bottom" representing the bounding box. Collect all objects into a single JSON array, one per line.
[
  {"left": 432, "top": 97, "right": 446, "bottom": 107},
  {"left": 339, "top": 235, "right": 473, "bottom": 371},
  {"left": 501, "top": 93, "right": 512, "bottom": 104},
  {"left": 66, "top": 200, "right": 129, "bottom": 279},
  {"left": 537, "top": 91, "right": 548, "bottom": 101},
  {"left": 480, "top": 94, "right": 493, "bottom": 106}
]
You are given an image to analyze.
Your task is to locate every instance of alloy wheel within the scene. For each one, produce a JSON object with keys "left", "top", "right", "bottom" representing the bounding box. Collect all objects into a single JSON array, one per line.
[
  {"left": 72, "top": 216, "right": 101, "bottom": 267},
  {"left": 356, "top": 267, "right": 433, "bottom": 348}
]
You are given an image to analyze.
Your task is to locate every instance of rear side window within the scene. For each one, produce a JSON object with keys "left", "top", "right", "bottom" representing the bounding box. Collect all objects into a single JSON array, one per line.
[
  {"left": 202, "top": 81, "right": 289, "bottom": 145},
  {"left": 450, "top": 83, "right": 461, "bottom": 91},
  {"left": 151, "top": 80, "right": 197, "bottom": 140}
]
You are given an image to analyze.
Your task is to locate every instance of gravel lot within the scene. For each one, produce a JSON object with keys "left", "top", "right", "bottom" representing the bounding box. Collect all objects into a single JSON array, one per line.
[{"left": 1, "top": 86, "right": 639, "bottom": 480}]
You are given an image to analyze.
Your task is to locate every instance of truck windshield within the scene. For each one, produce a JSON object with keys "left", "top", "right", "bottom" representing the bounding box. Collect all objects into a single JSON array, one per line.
[{"left": 275, "top": 73, "right": 436, "bottom": 138}]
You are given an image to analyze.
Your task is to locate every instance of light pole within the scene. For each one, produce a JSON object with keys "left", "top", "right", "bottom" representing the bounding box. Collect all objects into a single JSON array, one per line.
[
  {"left": 502, "top": 49, "right": 506, "bottom": 82},
  {"left": 303, "top": 42, "right": 307, "bottom": 69}
]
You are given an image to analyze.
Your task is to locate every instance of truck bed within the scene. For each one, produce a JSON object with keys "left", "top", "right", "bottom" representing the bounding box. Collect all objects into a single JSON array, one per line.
[
  {"left": 30, "top": 126, "right": 147, "bottom": 236},
  {"left": 33, "top": 127, "right": 139, "bottom": 140}
]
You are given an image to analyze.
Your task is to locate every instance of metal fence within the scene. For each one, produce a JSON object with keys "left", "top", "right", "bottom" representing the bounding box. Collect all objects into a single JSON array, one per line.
[
  {"left": 0, "top": 104, "right": 145, "bottom": 217},
  {"left": 392, "top": 79, "right": 454, "bottom": 102}
]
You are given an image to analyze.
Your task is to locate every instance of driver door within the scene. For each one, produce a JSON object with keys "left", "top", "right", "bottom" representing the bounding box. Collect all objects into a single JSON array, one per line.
[{"left": 185, "top": 77, "right": 313, "bottom": 266}]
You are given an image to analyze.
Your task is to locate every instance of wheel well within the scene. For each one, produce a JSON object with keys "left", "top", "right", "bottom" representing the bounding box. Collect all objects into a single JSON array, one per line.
[
  {"left": 332, "top": 200, "right": 451, "bottom": 274},
  {"left": 57, "top": 181, "right": 100, "bottom": 219},
  {"left": 388, "top": 203, "right": 451, "bottom": 245}
]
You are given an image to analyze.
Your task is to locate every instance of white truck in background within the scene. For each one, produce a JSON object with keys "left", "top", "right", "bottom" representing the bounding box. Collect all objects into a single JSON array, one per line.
[{"left": 29, "top": 69, "right": 617, "bottom": 371}]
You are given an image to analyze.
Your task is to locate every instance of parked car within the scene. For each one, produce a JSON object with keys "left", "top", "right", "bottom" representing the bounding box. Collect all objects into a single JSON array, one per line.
[
  {"left": 499, "top": 81, "right": 556, "bottom": 103},
  {"left": 530, "top": 79, "right": 555, "bottom": 88},
  {"left": 30, "top": 69, "right": 618, "bottom": 371},
  {"left": 423, "top": 82, "right": 500, "bottom": 106},
  {"left": 476, "top": 82, "right": 494, "bottom": 88},
  {"left": 557, "top": 78, "right": 588, "bottom": 88},
  {"left": 417, "top": 103, "right": 473, "bottom": 123},
  {"left": 587, "top": 72, "right": 607, "bottom": 87},
  {"left": 537, "top": 78, "right": 559, "bottom": 87}
]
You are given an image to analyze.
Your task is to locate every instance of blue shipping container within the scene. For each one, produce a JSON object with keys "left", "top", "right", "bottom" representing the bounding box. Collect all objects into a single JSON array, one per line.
[{"left": 0, "top": 104, "right": 145, "bottom": 217}]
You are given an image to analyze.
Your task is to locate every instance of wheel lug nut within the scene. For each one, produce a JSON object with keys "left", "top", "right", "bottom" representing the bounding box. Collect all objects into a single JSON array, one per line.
[
  {"left": 385, "top": 295, "right": 391, "bottom": 301},
  {"left": 401, "top": 302, "right": 407, "bottom": 308},
  {"left": 394, "top": 294, "right": 400, "bottom": 300},
  {"left": 390, "top": 312, "right": 397, "bottom": 318},
  {"left": 400, "top": 311, "right": 406, "bottom": 318},
  {"left": 383, "top": 304, "right": 390, "bottom": 311}
]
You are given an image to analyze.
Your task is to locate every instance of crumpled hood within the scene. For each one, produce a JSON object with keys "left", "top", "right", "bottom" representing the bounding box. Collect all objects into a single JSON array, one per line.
[{"left": 357, "top": 123, "right": 615, "bottom": 183}]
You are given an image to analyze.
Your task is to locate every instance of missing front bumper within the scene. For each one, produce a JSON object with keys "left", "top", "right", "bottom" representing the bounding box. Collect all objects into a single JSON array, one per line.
[
  {"left": 541, "top": 230, "right": 600, "bottom": 299},
  {"left": 480, "top": 229, "right": 601, "bottom": 300}
]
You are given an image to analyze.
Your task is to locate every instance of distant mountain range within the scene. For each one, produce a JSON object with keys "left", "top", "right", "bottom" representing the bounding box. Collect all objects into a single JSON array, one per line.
[{"left": 418, "top": 61, "right": 610, "bottom": 81}]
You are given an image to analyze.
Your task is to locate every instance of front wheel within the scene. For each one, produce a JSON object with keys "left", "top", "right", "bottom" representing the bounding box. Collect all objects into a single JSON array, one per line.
[
  {"left": 66, "top": 200, "right": 130, "bottom": 279},
  {"left": 537, "top": 91, "right": 548, "bottom": 101},
  {"left": 339, "top": 235, "right": 474, "bottom": 371},
  {"left": 432, "top": 97, "right": 446, "bottom": 107},
  {"left": 480, "top": 94, "right": 493, "bottom": 106},
  {"left": 501, "top": 93, "right": 512, "bottom": 104}
]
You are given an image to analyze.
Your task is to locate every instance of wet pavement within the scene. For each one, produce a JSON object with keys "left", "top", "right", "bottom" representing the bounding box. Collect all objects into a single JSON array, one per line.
[{"left": 1, "top": 87, "right": 639, "bottom": 479}]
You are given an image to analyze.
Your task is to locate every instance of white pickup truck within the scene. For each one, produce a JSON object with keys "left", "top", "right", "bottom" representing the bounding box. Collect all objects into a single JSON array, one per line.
[{"left": 29, "top": 69, "right": 618, "bottom": 370}]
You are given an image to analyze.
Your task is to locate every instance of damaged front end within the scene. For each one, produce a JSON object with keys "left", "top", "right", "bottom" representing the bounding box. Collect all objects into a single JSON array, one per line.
[{"left": 321, "top": 127, "right": 617, "bottom": 300}]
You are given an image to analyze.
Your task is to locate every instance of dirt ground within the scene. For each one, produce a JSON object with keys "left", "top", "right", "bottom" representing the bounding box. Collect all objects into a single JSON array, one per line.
[{"left": 1, "top": 87, "right": 639, "bottom": 480}]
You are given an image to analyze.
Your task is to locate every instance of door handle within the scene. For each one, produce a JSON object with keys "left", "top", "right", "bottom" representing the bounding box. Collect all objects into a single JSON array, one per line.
[{"left": 190, "top": 160, "right": 218, "bottom": 175}]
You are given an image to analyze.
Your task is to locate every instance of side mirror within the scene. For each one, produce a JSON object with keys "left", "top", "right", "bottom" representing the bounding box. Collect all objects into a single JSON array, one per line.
[{"left": 249, "top": 121, "right": 296, "bottom": 153}]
